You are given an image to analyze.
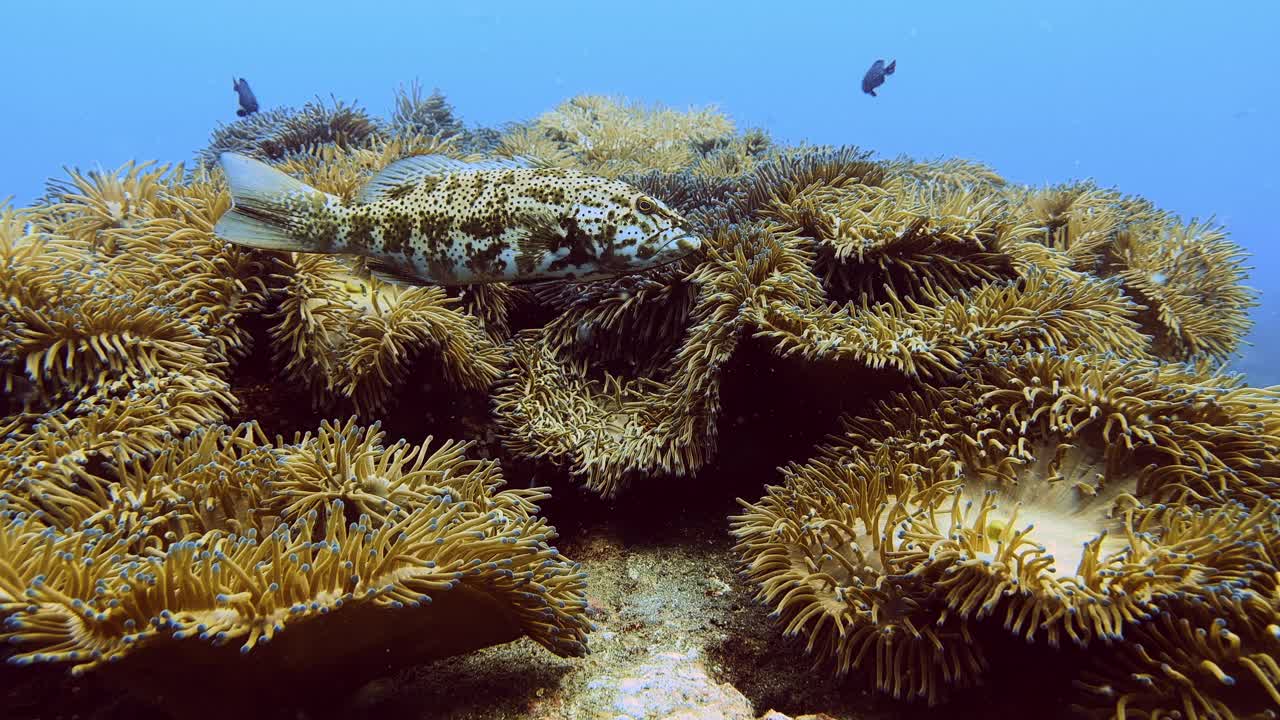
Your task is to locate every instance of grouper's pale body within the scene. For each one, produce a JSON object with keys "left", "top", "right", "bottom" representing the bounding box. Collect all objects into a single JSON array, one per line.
[{"left": 213, "top": 152, "right": 702, "bottom": 285}]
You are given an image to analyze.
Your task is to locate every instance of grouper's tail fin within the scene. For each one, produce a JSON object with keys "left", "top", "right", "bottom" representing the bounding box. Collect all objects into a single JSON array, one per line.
[{"left": 213, "top": 152, "right": 335, "bottom": 252}]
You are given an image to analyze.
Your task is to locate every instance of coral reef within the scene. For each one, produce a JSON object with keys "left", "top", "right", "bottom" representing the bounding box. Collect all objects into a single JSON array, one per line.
[
  {"left": 0, "top": 420, "right": 589, "bottom": 718},
  {"left": 198, "top": 96, "right": 383, "bottom": 169},
  {"left": 387, "top": 80, "right": 502, "bottom": 155},
  {"left": 732, "top": 351, "right": 1280, "bottom": 708},
  {"left": 497, "top": 94, "right": 739, "bottom": 177},
  {"left": 1011, "top": 182, "right": 1257, "bottom": 364},
  {"left": 266, "top": 252, "right": 505, "bottom": 416},
  {"left": 1, "top": 84, "right": 1272, "bottom": 720}
]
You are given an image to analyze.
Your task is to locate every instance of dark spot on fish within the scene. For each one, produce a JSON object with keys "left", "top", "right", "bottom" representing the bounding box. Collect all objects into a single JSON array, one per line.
[
  {"left": 470, "top": 242, "right": 506, "bottom": 277},
  {"left": 416, "top": 214, "right": 449, "bottom": 252},
  {"left": 460, "top": 214, "right": 505, "bottom": 240},
  {"left": 418, "top": 175, "right": 442, "bottom": 194},
  {"left": 383, "top": 212, "right": 414, "bottom": 254},
  {"left": 383, "top": 182, "right": 417, "bottom": 201},
  {"left": 427, "top": 256, "right": 457, "bottom": 283},
  {"left": 348, "top": 212, "right": 375, "bottom": 250},
  {"left": 547, "top": 216, "right": 596, "bottom": 272}
]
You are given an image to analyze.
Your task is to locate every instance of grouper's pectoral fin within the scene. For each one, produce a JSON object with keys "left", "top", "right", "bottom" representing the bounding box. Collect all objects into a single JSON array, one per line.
[
  {"left": 356, "top": 154, "right": 534, "bottom": 203},
  {"left": 509, "top": 206, "right": 567, "bottom": 273}
]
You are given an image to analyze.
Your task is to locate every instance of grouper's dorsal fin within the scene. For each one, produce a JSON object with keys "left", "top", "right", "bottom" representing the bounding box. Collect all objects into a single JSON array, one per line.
[{"left": 357, "top": 154, "right": 534, "bottom": 204}]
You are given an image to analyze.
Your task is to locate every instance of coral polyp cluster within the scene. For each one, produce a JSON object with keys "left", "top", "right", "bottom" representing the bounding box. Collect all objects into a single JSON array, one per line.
[
  {"left": 498, "top": 94, "right": 739, "bottom": 177},
  {"left": 0, "top": 87, "right": 1271, "bottom": 718},
  {"left": 0, "top": 418, "right": 589, "bottom": 717},
  {"left": 1011, "top": 182, "right": 1257, "bottom": 364},
  {"left": 764, "top": 173, "right": 1031, "bottom": 299},
  {"left": 731, "top": 445, "right": 986, "bottom": 705},
  {"left": 732, "top": 350, "right": 1280, "bottom": 710},
  {"left": 267, "top": 252, "right": 505, "bottom": 415}
]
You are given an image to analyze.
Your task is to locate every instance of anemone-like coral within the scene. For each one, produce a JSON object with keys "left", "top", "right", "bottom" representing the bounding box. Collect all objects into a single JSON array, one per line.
[
  {"left": 38, "top": 161, "right": 189, "bottom": 251},
  {"left": 5, "top": 281, "right": 213, "bottom": 399},
  {"left": 731, "top": 445, "right": 988, "bottom": 705},
  {"left": 764, "top": 174, "right": 1038, "bottom": 300},
  {"left": 1011, "top": 182, "right": 1259, "bottom": 364},
  {"left": 387, "top": 80, "right": 502, "bottom": 154},
  {"left": 884, "top": 155, "right": 1007, "bottom": 191},
  {"left": 267, "top": 253, "right": 505, "bottom": 416},
  {"left": 1072, "top": 504, "right": 1280, "bottom": 718},
  {"left": 390, "top": 80, "right": 466, "bottom": 141},
  {"left": 498, "top": 94, "right": 737, "bottom": 177},
  {"left": 0, "top": 419, "right": 590, "bottom": 718},
  {"left": 732, "top": 348, "right": 1280, "bottom": 707},
  {"left": 1, "top": 87, "right": 1270, "bottom": 718},
  {"left": 750, "top": 267, "right": 1152, "bottom": 379},
  {"left": 726, "top": 144, "right": 886, "bottom": 223},
  {"left": 491, "top": 165, "right": 1158, "bottom": 493},
  {"left": 494, "top": 222, "right": 814, "bottom": 496},
  {"left": 1, "top": 161, "right": 271, "bottom": 408},
  {"left": 0, "top": 365, "right": 238, "bottom": 516},
  {"left": 1011, "top": 182, "right": 1134, "bottom": 273},
  {"left": 198, "top": 95, "right": 383, "bottom": 168},
  {"left": 1106, "top": 216, "right": 1257, "bottom": 364}
]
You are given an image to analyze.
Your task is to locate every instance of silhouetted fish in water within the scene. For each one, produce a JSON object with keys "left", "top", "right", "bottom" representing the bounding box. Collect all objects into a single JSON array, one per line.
[
  {"left": 232, "top": 77, "right": 259, "bottom": 117},
  {"left": 861, "top": 59, "right": 896, "bottom": 96}
]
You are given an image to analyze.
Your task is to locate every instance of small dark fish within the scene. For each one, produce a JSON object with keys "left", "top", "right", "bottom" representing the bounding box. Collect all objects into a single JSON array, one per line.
[
  {"left": 232, "top": 77, "right": 259, "bottom": 117},
  {"left": 861, "top": 59, "right": 896, "bottom": 97}
]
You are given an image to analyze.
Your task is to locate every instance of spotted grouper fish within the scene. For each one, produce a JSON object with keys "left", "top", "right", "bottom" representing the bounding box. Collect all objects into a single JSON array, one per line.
[{"left": 212, "top": 152, "right": 702, "bottom": 285}]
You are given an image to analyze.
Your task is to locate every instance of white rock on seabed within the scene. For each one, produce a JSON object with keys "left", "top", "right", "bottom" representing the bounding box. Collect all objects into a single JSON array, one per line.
[{"left": 587, "top": 647, "right": 755, "bottom": 720}]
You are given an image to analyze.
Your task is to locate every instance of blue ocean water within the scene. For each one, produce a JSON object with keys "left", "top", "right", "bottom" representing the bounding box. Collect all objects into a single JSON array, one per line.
[{"left": 1, "top": 0, "right": 1276, "bottom": 379}]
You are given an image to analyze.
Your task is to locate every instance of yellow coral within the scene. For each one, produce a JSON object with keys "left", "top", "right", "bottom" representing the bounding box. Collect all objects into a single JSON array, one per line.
[
  {"left": 733, "top": 347, "right": 1280, "bottom": 705},
  {"left": 752, "top": 267, "right": 1152, "bottom": 379},
  {"left": 499, "top": 94, "right": 736, "bottom": 177},
  {"left": 267, "top": 254, "right": 505, "bottom": 415},
  {"left": 1072, "top": 517, "right": 1280, "bottom": 718},
  {"left": 731, "top": 445, "right": 987, "bottom": 705},
  {"left": 0, "top": 366, "right": 238, "bottom": 533},
  {"left": 0, "top": 419, "right": 590, "bottom": 718},
  {"left": 1108, "top": 216, "right": 1257, "bottom": 363},
  {"left": 40, "top": 161, "right": 187, "bottom": 252},
  {"left": 494, "top": 223, "right": 814, "bottom": 495},
  {"left": 884, "top": 155, "right": 1007, "bottom": 190},
  {"left": 1, "top": 89, "right": 1271, "bottom": 718},
  {"left": 766, "top": 175, "right": 1038, "bottom": 298},
  {"left": 7, "top": 285, "right": 212, "bottom": 399}
]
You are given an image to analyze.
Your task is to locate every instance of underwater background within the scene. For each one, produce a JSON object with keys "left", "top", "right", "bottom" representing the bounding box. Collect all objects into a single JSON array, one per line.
[
  {"left": 2, "top": 1, "right": 1279, "bottom": 719},
  {"left": 4, "top": 1, "right": 1277, "bottom": 380}
]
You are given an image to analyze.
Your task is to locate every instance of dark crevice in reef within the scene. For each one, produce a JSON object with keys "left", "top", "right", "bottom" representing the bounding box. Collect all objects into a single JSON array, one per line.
[{"left": 510, "top": 332, "right": 915, "bottom": 549}]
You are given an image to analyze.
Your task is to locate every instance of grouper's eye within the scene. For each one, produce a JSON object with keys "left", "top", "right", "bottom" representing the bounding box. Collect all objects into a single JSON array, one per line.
[{"left": 636, "top": 196, "right": 657, "bottom": 213}]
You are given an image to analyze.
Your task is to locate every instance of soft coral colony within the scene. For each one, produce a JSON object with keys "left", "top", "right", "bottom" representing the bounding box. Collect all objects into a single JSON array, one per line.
[{"left": 0, "top": 85, "right": 1275, "bottom": 718}]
